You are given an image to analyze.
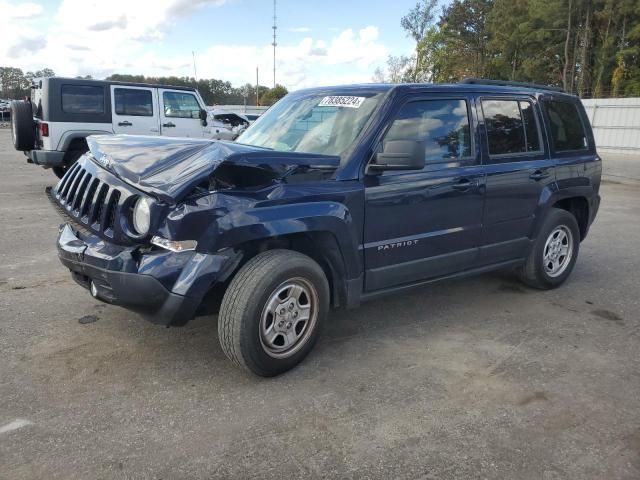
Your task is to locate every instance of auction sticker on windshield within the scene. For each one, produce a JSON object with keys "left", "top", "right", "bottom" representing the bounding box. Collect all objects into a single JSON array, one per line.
[{"left": 318, "top": 96, "right": 366, "bottom": 108}]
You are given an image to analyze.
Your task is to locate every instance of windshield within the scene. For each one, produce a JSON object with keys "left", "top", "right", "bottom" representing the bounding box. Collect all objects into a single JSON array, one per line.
[{"left": 237, "top": 91, "right": 384, "bottom": 157}]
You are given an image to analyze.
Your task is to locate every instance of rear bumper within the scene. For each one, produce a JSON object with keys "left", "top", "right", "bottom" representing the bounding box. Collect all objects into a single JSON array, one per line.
[
  {"left": 56, "top": 224, "right": 241, "bottom": 326},
  {"left": 27, "top": 149, "right": 65, "bottom": 167}
]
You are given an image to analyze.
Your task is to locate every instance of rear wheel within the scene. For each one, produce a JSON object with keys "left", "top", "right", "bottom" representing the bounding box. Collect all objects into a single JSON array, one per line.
[
  {"left": 518, "top": 208, "right": 580, "bottom": 289},
  {"left": 218, "top": 250, "right": 329, "bottom": 376},
  {"left": 53, "top": 148, "right": 87, "bottom": 179},
  {"left": 10, "top": 101, "right": 35, "bottom": 151}
]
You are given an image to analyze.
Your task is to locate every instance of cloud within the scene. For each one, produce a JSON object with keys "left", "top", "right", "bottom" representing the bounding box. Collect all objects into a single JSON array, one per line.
[
  {"left": 0, "top": 0, "right": 388, "bottom": 92},
  {"left": 87, "top": 15, "right": 128, "bottom": 32},
  {"left": 192, "top": 25, "right": 388, "bottom": 88},
  {"left": 66, "top": 44, "right": 91, "bottom": 51},
  {"left": 166, "top": 0, "right": 230, "bottom": 17},
  {"left": 1, "top": 1, "right": 43, "bottom": 19},
  {"left": 7, "top": 36, "right": 47, "bottom": 57},
  {"left": 54, "top": 0, "right": 230, "bottom": 42},
  {"left": 289, "top": 27, "right": 311, "bottom": 33}
]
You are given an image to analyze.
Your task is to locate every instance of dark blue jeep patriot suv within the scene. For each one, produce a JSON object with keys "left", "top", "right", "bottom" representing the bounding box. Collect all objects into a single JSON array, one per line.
[{"left": 50, "top": 79, "right": 601, "bottom": 376}]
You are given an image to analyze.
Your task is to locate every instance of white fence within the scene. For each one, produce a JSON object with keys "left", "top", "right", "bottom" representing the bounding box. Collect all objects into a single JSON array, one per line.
[{"left": 582, "top": 98, "right": 640, "bottom": 155}]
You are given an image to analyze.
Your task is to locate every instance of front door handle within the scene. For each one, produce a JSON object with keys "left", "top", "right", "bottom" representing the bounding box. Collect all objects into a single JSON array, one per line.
[
  {"left": 530, "top": 170, "right": 551, "bottom": 181},
  {"left": 451, "top": 178, "right": 476, "bottom": 191},
  {"left": 163, "top": 122, "right": 176, "bottom": 128},
  {"left": 118, "top": 121, "right": 132, "bottom": 126}
]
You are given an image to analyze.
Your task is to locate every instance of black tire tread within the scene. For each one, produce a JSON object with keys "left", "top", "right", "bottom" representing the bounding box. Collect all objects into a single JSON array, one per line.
[
  {"left": 519, "top": 208, "right": 580, "bottom": 290},
  {"left": 218, "top": 249, "right": 321, "bottom": 374}
]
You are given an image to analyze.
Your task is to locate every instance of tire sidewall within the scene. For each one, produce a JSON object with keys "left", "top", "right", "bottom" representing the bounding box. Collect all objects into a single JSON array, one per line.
[
  {"left": 533, "top": 209, "right": 580, "bottom": 288},
  {"left": 238, "top": 257, "right": 329, "bottom": 376}
]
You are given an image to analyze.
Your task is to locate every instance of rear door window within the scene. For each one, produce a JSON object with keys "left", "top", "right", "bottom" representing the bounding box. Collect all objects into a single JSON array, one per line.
[
  {"left": 543, "top": 100, "right": 588, "bottom": 151},
  {"left": 114, "top": 88, "right": 153, "bottom": 116},
  {"left": 482, "top": 99, "right": 542, "bottom": 156},
  {"left": 61, "top": 85, "right": 105, "bottom": 114}
]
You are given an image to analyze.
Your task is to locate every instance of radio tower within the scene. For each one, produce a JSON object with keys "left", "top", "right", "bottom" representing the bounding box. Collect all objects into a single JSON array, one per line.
[{"left": 271, "top": 0, "right": 277, "bottom": 88}]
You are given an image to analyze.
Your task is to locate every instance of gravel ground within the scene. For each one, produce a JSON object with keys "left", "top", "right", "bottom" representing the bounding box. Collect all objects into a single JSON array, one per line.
[{"left": 1, "top": 130, "right": 639, "bottom": 479}]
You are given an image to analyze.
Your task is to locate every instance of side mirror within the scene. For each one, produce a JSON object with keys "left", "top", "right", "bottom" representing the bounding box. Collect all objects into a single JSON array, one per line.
[
  {"left": 367, "top": 140, "right": 425, "bottom": 174},
  {"left": 199, "top": 109, "right": 208, "bottom": 127}
]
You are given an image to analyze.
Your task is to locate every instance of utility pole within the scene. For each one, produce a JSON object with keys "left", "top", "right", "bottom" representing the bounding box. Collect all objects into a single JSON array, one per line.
[
  {"left": 192, "top": 51, "right": 198, "bottom": 82},
  {"left": 272, "top": 0, "right": 277, "bottom": 88},
  {"left": 256, "top": 66, "right": 259, "bottom": 107}
]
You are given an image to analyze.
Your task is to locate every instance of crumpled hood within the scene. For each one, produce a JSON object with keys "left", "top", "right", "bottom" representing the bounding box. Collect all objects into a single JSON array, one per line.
[{"left": 86, "top": 135, "right": 340, "bottom": 203}]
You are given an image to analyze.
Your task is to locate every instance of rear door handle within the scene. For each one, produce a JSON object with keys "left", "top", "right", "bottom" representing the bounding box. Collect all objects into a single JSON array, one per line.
[
  {"left": 451, "top": 178, "right": 476, "bottom": 191},
  {"left": 530, "top": 170, "right": 551, "bottom": 181},
  {"left": 118, "top": 121, "right": 132, "bottom": 126},
  {"left": 163, "top": 122, "right": 176, "bottom": 128}
]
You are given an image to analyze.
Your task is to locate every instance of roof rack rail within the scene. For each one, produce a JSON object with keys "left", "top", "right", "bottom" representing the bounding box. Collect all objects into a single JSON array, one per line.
[{"left": 459, "top": 78, "right": 565, "bottom": 93}]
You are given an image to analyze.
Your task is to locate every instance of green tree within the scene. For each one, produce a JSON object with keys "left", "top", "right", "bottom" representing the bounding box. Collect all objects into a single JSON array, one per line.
[
  {"left": 401, "top": 0, "right": 439, "bottom": 81},
  {"left": 260, "top": 84, "right": 288, "bottom": 106},
  {"left": 372, "top": 55, "right": 414, "bottom": 83},
  {"left": 435, "top": 0, "right": 494, "bottom": 82}
]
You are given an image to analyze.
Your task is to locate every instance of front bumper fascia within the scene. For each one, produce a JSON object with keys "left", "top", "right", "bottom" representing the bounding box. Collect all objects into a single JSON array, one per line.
[{"left": 56, "top": 223, "right": 241, "bottom": 326}]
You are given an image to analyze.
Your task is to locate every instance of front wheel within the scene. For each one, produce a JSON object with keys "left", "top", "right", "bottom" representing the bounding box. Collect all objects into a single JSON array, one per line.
[
  {"left": 218, "top": 250, "right": 329, "bottom": 376},
  {"left": 518, "top": 208, "right": 580, "bottom": 289}
]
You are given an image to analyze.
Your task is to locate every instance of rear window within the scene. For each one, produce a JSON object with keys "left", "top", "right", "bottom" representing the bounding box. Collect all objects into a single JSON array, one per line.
[
  {"left": 61, "top": 85, "right": 105, "bottom": 114},
  {"left": 114, "top": 88, "right": 153, "bottom": 116},
  {"left": 482, "top": 99, "right": 541, "bottom": 156},
  {"left": 544, "top": 100, "right": 588, "bottom": 151}
]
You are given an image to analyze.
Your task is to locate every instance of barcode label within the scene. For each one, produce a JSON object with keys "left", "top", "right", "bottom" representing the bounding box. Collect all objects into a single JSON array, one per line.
[{"left": 318, "top": 96, "right": 366, "bottom": 108}]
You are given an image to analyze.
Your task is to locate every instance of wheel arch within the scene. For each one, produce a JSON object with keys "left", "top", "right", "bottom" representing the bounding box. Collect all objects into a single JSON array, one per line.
[
  {"left": 534, "top": 188, "right": 593, "bottom": 241},
  {"left": 228, "top": 231, "right": 351, "bottom": 309},
  {"left": 56, "top": 130, "right": 113, "bottom": 152},
  {"left": 551, "top": 196, "right": 590, "bottom": 240}
]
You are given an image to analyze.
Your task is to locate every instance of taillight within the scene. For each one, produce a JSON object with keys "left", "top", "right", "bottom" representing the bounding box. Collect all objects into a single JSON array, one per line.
[{"left": 39, "top": 122, "right": 49, "bottom": 137}]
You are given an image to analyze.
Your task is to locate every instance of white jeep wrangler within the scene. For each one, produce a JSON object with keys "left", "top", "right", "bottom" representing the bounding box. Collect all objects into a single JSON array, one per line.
[{"left": 11, "top": 77, "right": 249, "bottom": 178}]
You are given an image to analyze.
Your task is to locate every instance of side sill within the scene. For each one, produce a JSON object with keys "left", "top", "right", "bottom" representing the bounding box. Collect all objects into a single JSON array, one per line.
[{"left": 360, "top": 259, "right": 524, "bottom": 303}]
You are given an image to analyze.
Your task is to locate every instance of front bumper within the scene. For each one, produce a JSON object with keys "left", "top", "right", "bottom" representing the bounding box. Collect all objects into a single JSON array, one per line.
[
  {"left": 26, "top": 149, "right": 65, "bottom": 167},
  {"left": 56, "top": 224, "right": 241, "bottom": 326}
]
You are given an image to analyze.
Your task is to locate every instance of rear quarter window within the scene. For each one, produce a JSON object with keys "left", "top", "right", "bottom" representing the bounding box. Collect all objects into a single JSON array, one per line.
[
  {"left": 482, "top": 99, "right": 542, "bottom": 156},
  {"left": 543, "top": 100, "right": 588, "bottom": 151},
  {"left": 61, "top": 85, "right": 105, "bottom": 114}
]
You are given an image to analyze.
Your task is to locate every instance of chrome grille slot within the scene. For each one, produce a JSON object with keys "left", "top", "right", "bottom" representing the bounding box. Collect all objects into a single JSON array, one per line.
[
  {"left": 80, "top": 178, "right": 99, "bottom": 220},
  {"left": 103, "top": 190, "right": 121, "bottom": 235},
  {"left": 55, "top": 163, "right": 77, "bottom": 198},
  {"left": 91, "top": 184, "right": 108, "bottom": 228},
  {"left": 59, "top": 163, "right": 81, "bottom": 202},
  {"left": 66, "top": 170, "right": 86, "bottom": 209},
  {"left": 72, "top": 173, "right": 92, "bottom": 212}
]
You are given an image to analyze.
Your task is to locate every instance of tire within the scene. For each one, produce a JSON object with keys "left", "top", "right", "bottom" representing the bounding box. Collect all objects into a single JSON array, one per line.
[
  {"left": 52, "top": 148, "right": 87, "bottom": 179},
  {"left": 218, "top": 250, "right": 329, "bottom": 376},
  {"left": 518, "top": 208, "right": 580, "bottom": 289},
  {"left": 10, "top": 101, "right": 35, "bottom": 151}
]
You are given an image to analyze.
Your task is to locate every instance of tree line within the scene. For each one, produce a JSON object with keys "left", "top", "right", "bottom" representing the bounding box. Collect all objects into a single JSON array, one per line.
[
  {"left": 0, "top": 67, "right": 55, "bottom": 99},
  {"left": 374, "top": 0, "right": 640, "bottom": 97},
  {"left": 0, "top": 67, "right": 288, "bottom": 106}
]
